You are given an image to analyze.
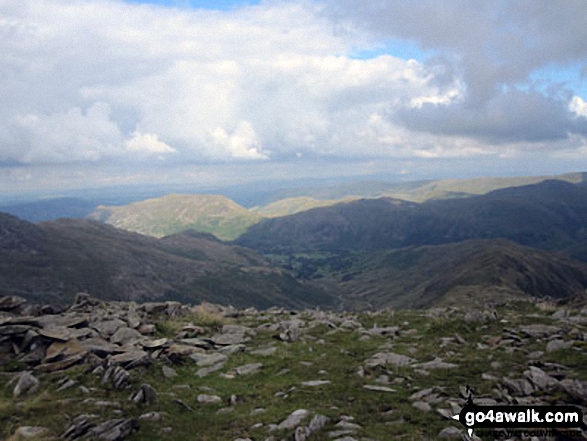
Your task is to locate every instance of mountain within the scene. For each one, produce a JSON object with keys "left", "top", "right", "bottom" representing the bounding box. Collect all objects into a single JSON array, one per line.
[
  {"left": 236, "top": 180, "right": 587, "bottom": 253},
  {"left": 253, "top": 196, "right": 360, "bottom": 217},
  {"left": 88, "top": 194, "right": 263, "bottom": 241},
  {"left": 0, "top": 197, "right": 98, "bottom": 222},
  {"left": 0, "top": 213, "right": 334, "bottom": 309},
  {"left": 324, "top": 239, "right": 587, "bottom": 309},
  {"left": 260, "top": 172, "right": 587, "bottom": 204}
]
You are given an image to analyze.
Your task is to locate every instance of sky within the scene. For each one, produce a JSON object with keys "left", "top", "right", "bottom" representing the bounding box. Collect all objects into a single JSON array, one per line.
[{"left": 1, "top": 0, "right": 586, "bottom": 196}]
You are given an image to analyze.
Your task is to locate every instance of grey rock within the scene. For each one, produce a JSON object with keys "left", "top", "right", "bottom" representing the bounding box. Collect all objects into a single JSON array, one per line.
[
  {"left": 412, "top": 401, "right": 432, "bottom": 412},
  {"left": 162, "top": 365, "right": 177, "bottom": 378},
  {"left": 138, "top": 412, "right": 166, "bottom": 422},
  {"left": 234, "top": 363, "right": 263, "bottom": 376},
  {"left": 363, "top": 385, "right": 396, "bottom": 393},
  {"left": 438, "top": 426, "right": 462, "bottom": 438},
  {"left": 109, "top": 350, "right": 149, "bottom": 367},
  {"left": 12, "top": 371, "right": 40, "bottom": 398},
  {"left": 218, "top": 344, "right": 247, "bottom": 355},
  {"left": 110, "top": 327, "right": 143, "bottom": 345},
  {"left": 87, "top": 418, "right": 138, "bottom": 441},
  {"left": 545, "top": 339, "right": 573, "bottom": 353},
  {"left": 92, "top": 319, "right": 126, "bottom": 336},
  {"left": 524, "top": 366, "right": 560, "bottom": 391},
  {"left": 365, "top": 352, "right": 414, "bottom": 367},
  {"left": 197, "top": 394, "right": 222, "bottom": 404},
  {"left": 414, "top": 357, "right": 458, "bottom": 369},
  {"left": 190, "top": 353, "right": 227, "bottom": 367},
  {"left": 11, "top": 426, "right": 48, "bottom": 439},
  {"left": 251, "top": 347, "right": 277, "bottom": 356},
  {"left": 0, "top": 295, "right": 26, "bottom": 311},
  {"left": 210, "top": 333, "right": 250, "bottom": 346},
  {"left": 274, "top": 409, "right": 311, "bottom": 430},
  {"left": 130, "top": 384, "right": 157, "bottom": 404},
  {"left": 101, "top": 366, "right": 130, "bottom": 390},
  {"left": 196, "top": 362, "right": 225, "bottom": 378},
  {"left": 301, "top": 380, "right": 330, "bottom": 387},
  {"left": 62, "top": 414, "right": 97, "bottom": 439}
]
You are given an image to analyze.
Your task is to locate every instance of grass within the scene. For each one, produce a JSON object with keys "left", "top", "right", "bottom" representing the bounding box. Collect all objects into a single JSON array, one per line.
[{"left": 1, "top": 302, "right": 586, "bottom": 440}]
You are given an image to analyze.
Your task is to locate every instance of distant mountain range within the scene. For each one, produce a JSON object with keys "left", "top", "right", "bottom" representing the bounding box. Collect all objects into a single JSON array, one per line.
[
  {"left": 2, "top": 171, "right": 587, "bottom": 310},
  {"left": 0, "top": 213, "right": 333, "bottom": 309},
  {"left": 237, "top": 180, "right": 587, "bottom": 255}
]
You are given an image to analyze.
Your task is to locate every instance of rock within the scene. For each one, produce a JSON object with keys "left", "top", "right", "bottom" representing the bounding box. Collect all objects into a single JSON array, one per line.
[
  {"left": 273, "top": 409, "right": 311, "bottom": 430},
  {"left": 519, "top": 324, "right": 561, "bottom": 338},
  {"left": 110, "top": 327, "right": 143, "bottom": 345},
  {"left": 87, "top": 418, "right": 138, "bottom": 441},
  {"left": 196, "top": 362, "right": 225, "bottom": 377},
  {"left": 9, "top": 426, "right": 48, "bottom": 439},
  {"left": 162, "top": 365, "right": 177, "bottom": 378},
  {"left": 278, "top": 327, "right": 300, "bottom": 343},
  {"left": 524, "top": 366, "right": 560, "bottom": 391},
  {"left": 250, "top": 347, "right": 277, "bottom": 356},
  {"left": 222, "top": 324, "right": 256, "bottom": 336},
  {"left": 295, "top": 426, "right": 311, "bottom": 441},
  {"left": 414, "top": 357, "right": 458, "bottom": 369},
  {"left": 190, "top": 353, "right": 227, "bottom": 367},
  {"left": 142, "top": 338, "right": 168, "bottom": 349},
  {"left": 37, "top": 351, "right": 87, "bottom": 373},
  {"left": 210, "top": 333, "right": 250, "bottom": 346},
  {"left": 365, "top": 352, "right": 414, "bottom": 368},
  {"left": 12, "top": 371, "right": 40, "bottom": 398},
  {"left": 102, "top": 366, "right": 130, "bottom": 390},
  {"left": 0, "top": 295, "right": 26, "bottom": 311},
  {"left": 138, "top": 411, "right": 166, "bottom": 422},
  {"left": 197, "top": 394, "right": 222, "bottom": 404},
  {"left": 301, "top": 380, "right": 331, "bottom": 387},
  {"left": 234, "top": 363, "right": 263, "bottom": 376},
  {"left": 109, "top": 350, "right": 149, "bottom": 367},
  {"left": 61, "top": 414, "right": 97, "bottom": 440},
  {"left": 218, "top": 344, "right": 247, "bottom": 355},
  {"left": 412, "top": 401, "right": 432, "bottom": 412},
  {"left": 130, "top": 384, "right": 157, "bottom": 405},
  {"left": 362, "top": 385, "right": 396, "bottom": 393},
  {"left": 81, "top": 338, "right": 122, "bottom": 357},
  {"left": 308, "top": 414, "right": 329, "bottom": 432},
  {"left": 438, "top": 426, "right": 462, "bottom": 438},
  {"left": 92, "top": 319, "right": 126, "bottom": 336},
  {"left": 545, "top": 339, "right": 573, "bottom": 353}
]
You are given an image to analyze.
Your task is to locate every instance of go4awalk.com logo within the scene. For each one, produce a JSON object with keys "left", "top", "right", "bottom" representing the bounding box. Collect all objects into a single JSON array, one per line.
[{"left": 452, "top": 396, "right": 584, "bottom": 438}]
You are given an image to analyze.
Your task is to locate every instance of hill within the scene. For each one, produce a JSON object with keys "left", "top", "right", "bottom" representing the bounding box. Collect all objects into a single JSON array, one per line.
[
  {"left": 88, "top": 194, "right": 263, "bottom": 241},
  {"left": 0, "top": 197, "right": 98, "bottom": 222},
  {"left": 253, "top": 196, "right": 360, "bottom": 217},
  {"left": 236, "top": 180, "right": 587, "bottom": 253},
  {"left": 262, "top": 172, "right": 587, "bottom": 203},
  {"left": 325, "top": 239, "right": 587, "bottom": 309},
  {"left": 0, "top": 213, "right": 334, "bottom": 309}
]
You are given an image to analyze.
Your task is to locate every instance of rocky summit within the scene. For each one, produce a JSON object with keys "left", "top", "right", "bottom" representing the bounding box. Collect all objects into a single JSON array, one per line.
[{"left": 1, "top": 294, "right": 586, "bottom": 440}]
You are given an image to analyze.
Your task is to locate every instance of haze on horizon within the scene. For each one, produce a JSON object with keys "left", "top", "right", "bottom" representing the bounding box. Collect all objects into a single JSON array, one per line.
[{"left": 1, "top": 0, "right": 586, "bottom": 197}]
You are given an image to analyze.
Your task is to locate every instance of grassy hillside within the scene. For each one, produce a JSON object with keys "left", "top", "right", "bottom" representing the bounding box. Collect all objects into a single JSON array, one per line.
[
  {"left": 253, "top": 196, "right": 360, "bottom": 217},
  {"left": 0, "top": 213, "right": 334, "bottom": 309},
  {"left": 89, "top": 194, "right": 263, "bottom": 241},
  {"left": 328, "top": 239, "right": 587, "bottom": 309}
]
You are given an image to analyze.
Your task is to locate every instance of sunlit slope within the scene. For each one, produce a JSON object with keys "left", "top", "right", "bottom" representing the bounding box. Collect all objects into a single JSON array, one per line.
[{"left": 89, "top": 194, "right": 263, "bottom": 241}]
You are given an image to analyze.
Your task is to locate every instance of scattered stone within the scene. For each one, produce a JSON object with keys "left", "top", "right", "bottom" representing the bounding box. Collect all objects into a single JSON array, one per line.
[
  {"left": 12, "top": 371, "right": 39, "bottom": 398},
  {"left": 438, "top": 426, "right": 462, "bottom": 438},
  {"left": 363, "top": 385, "right": 396, "bottom": 393},
  {"left": 234, "top": 363, "right": 263, "bottom": 376},
  {"left": 197, "top": 394, "right": 222, "bottom": 404},
  {"left": 545, "top": 339, "right": 573, "bottom": 353},
  {"left": 190, "top": 353, "right": 227, "bottom": 367},
  {"left": 365, "top": 352, "right": 414, "bottom": 368},
  {"left": 9, "top": 426, "right": 48, "bottom": 439},
  {"left": 301, "top": 380, "right": 331, "bottom": 387},
  {"left": 162, "top": 365, "right": 177, "bottom": 378},
  {"left": 273, "top": 409, "right": 311, "bottom": 430},
  {"left": 130, "top": 384, "right": 157, "bottom": 404},
  {"left": 87, "top": 418, "right": 138, "bottom": 441}
]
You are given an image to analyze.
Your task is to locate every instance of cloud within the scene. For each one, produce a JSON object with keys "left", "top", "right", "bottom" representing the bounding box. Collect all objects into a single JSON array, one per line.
[
  {"left": 0, "top": 0, "right": 586, "bottom": 194},
  {"left": 324, "top": 0, "right": 587, "bottom": 144}
]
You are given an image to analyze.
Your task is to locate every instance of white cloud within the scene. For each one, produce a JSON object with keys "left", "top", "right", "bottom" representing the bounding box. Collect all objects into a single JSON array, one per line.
[
  {"left": 125, "top": 131, "right": 176, "bottom": 155},
  {"left": 0, "top": 0, "right": 586, "bottom": 193},
  {"left": 569, "top": 96, "right": 587, "bottom": 118}
]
